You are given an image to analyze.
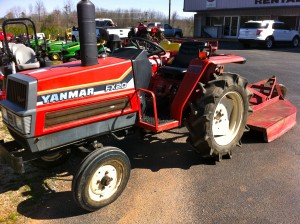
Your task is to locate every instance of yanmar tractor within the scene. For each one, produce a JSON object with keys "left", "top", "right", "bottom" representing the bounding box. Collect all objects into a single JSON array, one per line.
[{"left": 0, "top": 0, "right": 297, "bottom": 211}]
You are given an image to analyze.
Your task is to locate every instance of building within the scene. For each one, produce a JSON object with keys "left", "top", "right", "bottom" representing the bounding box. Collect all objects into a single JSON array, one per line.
[{"left": 183, "top": 0, "right": 300, "bottom": 38}]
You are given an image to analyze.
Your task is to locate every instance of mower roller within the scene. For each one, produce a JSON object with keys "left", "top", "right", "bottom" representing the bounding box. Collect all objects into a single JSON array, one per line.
[{"left": 0, "top": 0, "right": 297, "bottom": 212}]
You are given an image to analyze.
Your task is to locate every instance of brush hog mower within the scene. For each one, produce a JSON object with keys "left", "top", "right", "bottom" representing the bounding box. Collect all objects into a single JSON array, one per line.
[{"left": 0, "top": 0, "right": 297, "bottom": 212}]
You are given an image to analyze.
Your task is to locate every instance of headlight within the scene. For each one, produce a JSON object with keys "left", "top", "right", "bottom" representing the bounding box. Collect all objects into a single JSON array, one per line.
[
  {"left": 15, "top": 116, "right": 23, "bottom": 131},
  {"left": 1, "top": 107, "right": 8, "bottom": 120},
  {"left": 15, "top": 115, "right": 31, "bottom": 134},
  {"left": 2, "top": 109, "right": 31, "bottom": 135}
]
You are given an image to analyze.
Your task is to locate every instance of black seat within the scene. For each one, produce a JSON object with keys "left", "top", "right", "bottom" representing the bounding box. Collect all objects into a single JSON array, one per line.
[{"left": 158, "top": 41, "right": 207, "bottom": 77}]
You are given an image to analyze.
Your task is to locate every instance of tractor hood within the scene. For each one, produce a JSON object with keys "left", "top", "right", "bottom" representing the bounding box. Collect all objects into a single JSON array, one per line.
[{"left": 19, "top": 57, "right": 133, "bottom": 102}]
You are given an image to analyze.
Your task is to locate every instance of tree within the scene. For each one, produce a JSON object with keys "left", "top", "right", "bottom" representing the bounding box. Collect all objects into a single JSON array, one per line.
[{"left": 35, "top": 0, "right": 46, "bottom": 22}]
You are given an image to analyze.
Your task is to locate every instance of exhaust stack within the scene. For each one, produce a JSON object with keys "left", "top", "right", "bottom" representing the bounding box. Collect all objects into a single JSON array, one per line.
[{"left": 77, "top": 0, "right": 98, "bottom": 66}]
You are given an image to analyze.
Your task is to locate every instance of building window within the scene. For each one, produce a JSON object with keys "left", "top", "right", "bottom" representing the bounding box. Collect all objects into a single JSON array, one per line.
[{"left": 206, "top": 17, "right": 223, "bottom": 26}]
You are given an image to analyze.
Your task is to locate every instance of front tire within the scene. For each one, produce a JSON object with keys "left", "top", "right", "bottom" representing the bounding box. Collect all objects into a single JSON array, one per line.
[
  {"left": 186, "top": 73, "right": 251, "bottom": 157},
  {"left": 72, "top": 146, "right": 131, "bottom": 211},
  {"left": 51, "top": 53, "right": 60, "bottom": 61}
]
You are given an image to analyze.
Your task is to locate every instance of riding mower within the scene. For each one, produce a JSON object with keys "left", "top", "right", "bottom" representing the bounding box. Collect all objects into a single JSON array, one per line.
[
  {"left": 0, "top": 18, "right": 52, "bottom": 99},
  {"left": 0, "top": 0, "right": 297, "bottom": 212},
  {"left": 61, "top": 27, "right": 119, "bottom": 62}
]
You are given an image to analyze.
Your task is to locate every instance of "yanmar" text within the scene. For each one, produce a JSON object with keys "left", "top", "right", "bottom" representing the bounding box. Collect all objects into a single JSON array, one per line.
[{"left": 40, "top": 88, "right": 94, "bottom": 104}]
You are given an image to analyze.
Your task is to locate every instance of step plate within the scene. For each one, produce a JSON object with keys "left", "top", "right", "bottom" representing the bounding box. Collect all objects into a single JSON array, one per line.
[{"left": 247, "top": 99, "right": 297, "bottom": 142}]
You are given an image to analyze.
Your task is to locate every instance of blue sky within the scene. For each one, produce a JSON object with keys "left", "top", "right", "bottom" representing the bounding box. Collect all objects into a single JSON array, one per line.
[{"left": 0, "top": 0, "right": 194, "bottom": 18}]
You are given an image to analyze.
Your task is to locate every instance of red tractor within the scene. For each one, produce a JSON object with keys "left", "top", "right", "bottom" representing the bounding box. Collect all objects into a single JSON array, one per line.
[{"left": 0, "top": 0, "right": 297, "bottom": 211}]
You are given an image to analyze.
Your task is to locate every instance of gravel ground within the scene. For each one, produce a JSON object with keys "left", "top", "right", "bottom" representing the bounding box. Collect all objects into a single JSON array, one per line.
[{"left": 0, "top": 114, "right": 77, "bottom": 223}]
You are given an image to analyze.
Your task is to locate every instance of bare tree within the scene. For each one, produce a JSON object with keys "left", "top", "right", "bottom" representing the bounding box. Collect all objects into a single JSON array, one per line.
[
  {"left": 64, "top": 0, "right": 74, "bottom": 12},
  {"left": 35, "top": 0, "right": 46, "bottom": 21},
  {"left": 63, "top": 0, "right": 74, "bottom": 28},
  {"left": 52, "top": 9, "right": 62, "bottom": 27},
  {"left": 4, "top": 12, "right": 14, "bottom": 19},
  {"left": 171, "top": 11, "right": 179, "bottom": 25},
  {"left": 28, "top": 3, "right": 33, "bottom": 16},
  {"left": 9, "top": 6, "right": 26, "bottom": 18}
]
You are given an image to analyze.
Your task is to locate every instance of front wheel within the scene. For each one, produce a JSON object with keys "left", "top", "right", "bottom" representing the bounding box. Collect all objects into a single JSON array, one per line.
[
  {"left": 72, "top": 146, "right": 131, "bottom": 211},
  {"left": 186, "top": 73, "right": 251, "bottom": 157},
  {"left": 51, "top": 53, "right": 60, "bottom": 61}
]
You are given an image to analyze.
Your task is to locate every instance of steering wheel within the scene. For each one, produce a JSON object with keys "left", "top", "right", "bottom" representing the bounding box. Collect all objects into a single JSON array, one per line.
[{"left": 130, "top": 37, "right": 166, "bottom": 57}]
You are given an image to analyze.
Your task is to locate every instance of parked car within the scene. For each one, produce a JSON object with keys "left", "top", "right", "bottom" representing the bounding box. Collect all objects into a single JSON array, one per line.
[
  {"left": 238, "top": 20, "right": 300, "bottom": 48},
  {"left": 147, "top": 22, "right": 183, "bottom": 38}
]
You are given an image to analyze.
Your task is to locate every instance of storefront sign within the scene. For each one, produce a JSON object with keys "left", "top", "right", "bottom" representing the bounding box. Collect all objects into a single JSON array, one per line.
[
  {"left": 255, "top": 0, "right": 300, "bottom": 4},
  {"left": 206, "top": 0, "right": 216, "bottom": 8}
]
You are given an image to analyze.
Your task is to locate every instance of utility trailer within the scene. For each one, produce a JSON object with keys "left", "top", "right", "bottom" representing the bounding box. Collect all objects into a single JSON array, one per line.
[{"left": 0, "top": 0, "right": 297, "bottom": 211}]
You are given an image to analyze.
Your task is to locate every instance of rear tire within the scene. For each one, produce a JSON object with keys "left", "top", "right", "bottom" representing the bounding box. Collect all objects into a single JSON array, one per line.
[
  {"left": 265, "top": 37, "right": 274, "bottom": 49},
  {"left": 291, "top": 36, "right": 299, "bottom": 47},
  {"left": 186, "top": 73, "right": 251, "bottom": 157},
  {"left": 72, "top": 146, "right": 130, "bottom": 211},
  {"left": 174, "top": 33, "right": 182, "bottom": 38}
]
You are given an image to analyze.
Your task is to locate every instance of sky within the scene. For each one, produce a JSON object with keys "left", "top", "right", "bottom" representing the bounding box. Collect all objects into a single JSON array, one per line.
[{"left": 0, "top": 0, "right": 194, "bottom": 18}]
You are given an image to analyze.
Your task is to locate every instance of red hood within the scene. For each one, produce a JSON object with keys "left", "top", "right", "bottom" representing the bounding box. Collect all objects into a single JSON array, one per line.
[{"left": 19, "top": 57, "right": 132, "bottom": 94}]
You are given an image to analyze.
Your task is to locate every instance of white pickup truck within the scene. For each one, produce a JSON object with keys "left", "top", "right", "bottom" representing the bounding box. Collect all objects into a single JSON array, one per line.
[{"left": 71, "top": 18, "right": 130, "bottom": 41}]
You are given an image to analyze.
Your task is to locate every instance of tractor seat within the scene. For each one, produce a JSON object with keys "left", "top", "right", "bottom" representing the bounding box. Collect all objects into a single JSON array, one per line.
[
  {"left": 158, "top": 41, "right": 207, "bottom": 77},
  {"left": 14, "top": 46, "right": 40, "bottom": 71},
  {"left": 11, "top": 43, "right": 26, "bottom": 55}
]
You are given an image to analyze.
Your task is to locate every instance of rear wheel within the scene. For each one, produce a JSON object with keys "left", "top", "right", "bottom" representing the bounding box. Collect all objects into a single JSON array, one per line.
[
  {"left": 174, "top": 33, "right": 182, "bottom": 38},
  {"left": 186, "top": 73, "right": 251, "bottom": 158},
  {"left": 291, "top": 36, "right": 299, "bottom": 47},
  {"left": 265, "top": 37, "right": 274, "bottom": 49},
  {"left": 72, "top": 146, "right": 130, "bottom": 211}
]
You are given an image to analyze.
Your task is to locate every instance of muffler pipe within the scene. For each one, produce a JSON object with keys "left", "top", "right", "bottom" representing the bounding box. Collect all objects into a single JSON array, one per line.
[{"left": 77, "top": 0, "right": 98, "bottom": 66}]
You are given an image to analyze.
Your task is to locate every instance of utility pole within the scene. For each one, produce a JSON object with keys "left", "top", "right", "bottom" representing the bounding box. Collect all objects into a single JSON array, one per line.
[{"left": 168, "top": 0, "right": 171, "bottom": 25}]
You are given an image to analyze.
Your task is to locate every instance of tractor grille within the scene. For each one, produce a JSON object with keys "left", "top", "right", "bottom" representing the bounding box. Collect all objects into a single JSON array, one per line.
[
  {"left": 45, "top": 97, "right": 130, "bottom": 128},
  {"left": 6, "top": 79, "right": 27, "bottom": 108}
]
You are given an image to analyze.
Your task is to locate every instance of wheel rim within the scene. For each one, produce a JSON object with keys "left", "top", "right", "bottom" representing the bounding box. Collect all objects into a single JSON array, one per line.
[
  {"left": 293, "top": 38, "right": 299, "bottom": 47},
  {"left": 212, "top": 91, "right": 244, "bottom": 146},
  {"left": 266, "top": 38, "right": 273, "bottom": 48},
  {"left": 52, "top": 54, "right": 59, "bottom": 60},
  {"left": 89, "top": 162, "right": 123, "bottom": 202}
]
